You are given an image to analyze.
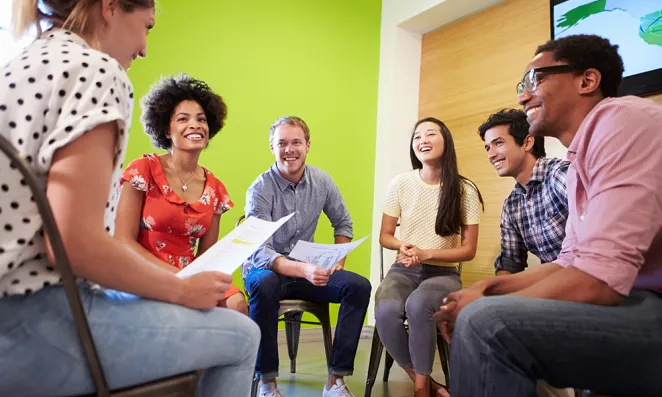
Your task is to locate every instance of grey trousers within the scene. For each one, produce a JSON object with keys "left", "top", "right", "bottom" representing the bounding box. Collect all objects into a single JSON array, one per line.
[{"left": 374, "top": 263, "right": 461, "bottom": 375}]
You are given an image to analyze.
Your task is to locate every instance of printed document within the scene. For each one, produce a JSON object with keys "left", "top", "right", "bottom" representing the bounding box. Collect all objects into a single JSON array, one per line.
[
  {"left": 288, "top": 235, "right": 369, "bottom": 270},
  {"left": 176, "top": 213, "right": 294, "bottom": 278}
]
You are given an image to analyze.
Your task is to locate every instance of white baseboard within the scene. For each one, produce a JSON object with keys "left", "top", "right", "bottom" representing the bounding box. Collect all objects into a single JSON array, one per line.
[{"left": 277, "top": 325, "right": 375, "bottom": 344}]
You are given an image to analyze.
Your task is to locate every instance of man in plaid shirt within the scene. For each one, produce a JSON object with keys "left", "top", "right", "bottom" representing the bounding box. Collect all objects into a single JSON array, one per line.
[
  {"left": 479, "top": 109, "right": 569, "bottom": 275},
  {"left": 479, "top": 109, "right": 572, "bottom": 397}
]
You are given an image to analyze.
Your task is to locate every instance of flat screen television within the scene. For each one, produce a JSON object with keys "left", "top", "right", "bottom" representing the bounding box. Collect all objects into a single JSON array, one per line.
[{"left": 550, "top": 0, "right": 662, "bottom": 97}]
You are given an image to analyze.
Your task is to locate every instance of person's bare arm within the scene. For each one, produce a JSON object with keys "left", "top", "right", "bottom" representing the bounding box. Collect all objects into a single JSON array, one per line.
[
  {"left": 46, "top": 122, "right": 229, "bottom": 309},
  {"left": 379, "top": 213, "right": 401, "bottom": 250},
  {"left": 478, "top": 263, "right": 563, "bottom": 295},
  {"left": 197, "top": 214, "right": 221, "bottom": 257},
  {"left": 508, "top": 266, "right": 622, "bottom": 305},
  {"left": 114, "top": 182, "right": 177, "bottom": 274}
]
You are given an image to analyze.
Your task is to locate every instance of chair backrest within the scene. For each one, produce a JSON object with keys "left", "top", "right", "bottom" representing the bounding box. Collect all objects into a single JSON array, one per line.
[
  {"left": 0, "top": 135, "right": 111, "bottom": 396},
  {"left": 378, "top": 223, "right": 462, "bottom": 282}
]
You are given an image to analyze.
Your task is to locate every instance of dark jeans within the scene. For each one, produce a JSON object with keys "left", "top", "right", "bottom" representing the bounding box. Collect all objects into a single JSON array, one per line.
[
  {"left": 244, "top": 268, "right": 371, "bottom": 380},
  {"left": 450, "top": 290, "right": 662, "bottom": 397}
]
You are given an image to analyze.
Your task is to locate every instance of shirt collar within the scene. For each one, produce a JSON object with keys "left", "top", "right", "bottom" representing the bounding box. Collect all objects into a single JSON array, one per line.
[
  {"left": 514, "top": 157, "right": 549, "bottom": 194},
  {"left": 270, "top": 163, "right": 307, "bottom": 192}
]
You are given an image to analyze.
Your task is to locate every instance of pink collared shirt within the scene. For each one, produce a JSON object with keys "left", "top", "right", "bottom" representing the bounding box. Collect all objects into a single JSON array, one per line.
[{"left": 555, "top": 96, "right": 662, "bottom": 296}]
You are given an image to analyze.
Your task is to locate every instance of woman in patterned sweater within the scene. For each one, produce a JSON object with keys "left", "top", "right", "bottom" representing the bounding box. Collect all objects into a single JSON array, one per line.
[{"left": 374, "top": 117, "right": 483, "bottom": 397}]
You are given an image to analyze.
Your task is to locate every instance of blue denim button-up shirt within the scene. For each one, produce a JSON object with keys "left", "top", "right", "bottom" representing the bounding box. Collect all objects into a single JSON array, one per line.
[{"left": 242, "top": 163, "right": 353, "bottom": 277}]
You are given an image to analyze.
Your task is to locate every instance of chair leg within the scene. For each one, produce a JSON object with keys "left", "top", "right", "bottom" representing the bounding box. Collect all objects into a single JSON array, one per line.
[
  {"left": 307, "top": 304, "right": 333, "bottom": 369},
  {"left": 437, "top": 332, "right": 450, "bottom": 386},
  {"left": 250, "top": 373, "right": 260, "bottom": 397},
  {"left": 284, "top": 312, "right": 303, "bottom": 374},
  {"left": 365, "top": 327, "right": 384, "bottom": 397},
  {"left": 383, "top": 350, "right": 395, "bottom": 382}
]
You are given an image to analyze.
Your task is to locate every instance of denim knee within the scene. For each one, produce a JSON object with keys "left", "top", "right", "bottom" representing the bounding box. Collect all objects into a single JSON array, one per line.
[
  {"left": 244, "top": 270, "right": 281, "bottom": 303},
  {"left": 404, "top": 291, "right": 436, "bottom": 323},
  {"left": 454, "top": 297, "right": 504, "bottom": 342},
  {"left": 347, "top": 274, "right": 372, "bottom": 300},
  {"left": 374, "top": 299, "right": 402, "bottom": 329}
]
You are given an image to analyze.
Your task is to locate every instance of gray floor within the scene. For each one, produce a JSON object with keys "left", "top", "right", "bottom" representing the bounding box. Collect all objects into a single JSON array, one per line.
[{"left": 271, "top": 337, "right": 447, "bottom": 397}]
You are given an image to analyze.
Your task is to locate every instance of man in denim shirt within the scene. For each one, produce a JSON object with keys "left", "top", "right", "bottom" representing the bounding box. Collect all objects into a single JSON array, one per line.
[{"left": 242, "top": 116, "right": 371, "bottom": 397}]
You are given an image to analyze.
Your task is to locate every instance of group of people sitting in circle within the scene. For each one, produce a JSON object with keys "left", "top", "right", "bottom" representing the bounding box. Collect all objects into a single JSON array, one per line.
[{"left": 1, "top": 1, "right": 661, "bottom": 397}]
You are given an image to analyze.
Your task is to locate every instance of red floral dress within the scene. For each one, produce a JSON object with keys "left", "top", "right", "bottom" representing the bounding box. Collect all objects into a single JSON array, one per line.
[{"left": 120, "top": 154, "right": 242, "bottom": 299}]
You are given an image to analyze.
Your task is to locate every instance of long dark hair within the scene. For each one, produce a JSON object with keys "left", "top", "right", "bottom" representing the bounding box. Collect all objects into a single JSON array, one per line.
[{"left": 410, "top": 117, "right": 484, "bottom": 237}]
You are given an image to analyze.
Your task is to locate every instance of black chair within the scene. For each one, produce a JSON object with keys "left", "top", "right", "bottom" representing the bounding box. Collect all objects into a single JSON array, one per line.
[
  {"left": 234, "top": 215, "right": 333, "bottom": 397},
  {"left": 0, "top": 135, "right": 198, "bottom": 397},
  {"left": 364, "top": 240, "right": 455, "bottom": 397}
]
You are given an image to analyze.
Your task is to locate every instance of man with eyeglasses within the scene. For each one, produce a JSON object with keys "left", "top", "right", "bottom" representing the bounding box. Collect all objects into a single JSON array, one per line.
[{"left": 435, "top": 34, "right": 662, "bottom": 396}]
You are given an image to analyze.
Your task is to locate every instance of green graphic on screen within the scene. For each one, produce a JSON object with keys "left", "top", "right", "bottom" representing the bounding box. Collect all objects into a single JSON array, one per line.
[{"left": 553, "top": 0, "right": 662, "bottom": 77}]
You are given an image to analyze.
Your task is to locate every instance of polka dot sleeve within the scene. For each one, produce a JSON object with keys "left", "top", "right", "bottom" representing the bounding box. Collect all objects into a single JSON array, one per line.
[{"left": 36, "top": 61, "right": 132, "bottom": 173}]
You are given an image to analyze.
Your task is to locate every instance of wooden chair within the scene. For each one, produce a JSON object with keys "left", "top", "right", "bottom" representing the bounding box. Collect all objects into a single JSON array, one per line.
[{"left": 0, "top": 135, "right": 199, "bottom": 397}]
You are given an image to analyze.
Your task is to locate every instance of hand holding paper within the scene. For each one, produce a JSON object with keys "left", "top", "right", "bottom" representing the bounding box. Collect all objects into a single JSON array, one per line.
[{"left": 288, "top": 235, "right": 369, "bottom": 270}]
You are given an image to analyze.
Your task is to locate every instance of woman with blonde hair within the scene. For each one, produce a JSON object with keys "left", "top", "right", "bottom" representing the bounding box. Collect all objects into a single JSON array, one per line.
[{"left": 0, "top": 1, "right": 259, "bottom": 396}]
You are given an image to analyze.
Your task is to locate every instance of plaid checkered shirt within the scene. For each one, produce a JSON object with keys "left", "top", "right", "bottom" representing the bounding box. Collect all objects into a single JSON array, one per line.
[{"left": 495, "top": 157, "right": 570, "bottom": 273}]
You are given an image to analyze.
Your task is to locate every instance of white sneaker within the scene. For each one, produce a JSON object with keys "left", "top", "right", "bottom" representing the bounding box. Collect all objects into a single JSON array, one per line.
[
  {"left": 259, "top": 381, "right": 285, "bottom": 397},
  {"left": 322, "top": 379, "right": 355, "bottom": 397}
]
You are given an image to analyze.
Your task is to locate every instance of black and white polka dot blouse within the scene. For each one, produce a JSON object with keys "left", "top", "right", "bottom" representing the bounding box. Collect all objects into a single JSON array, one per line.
[{"left": 0, "top": 29, "right": 133, "bottom": 297}]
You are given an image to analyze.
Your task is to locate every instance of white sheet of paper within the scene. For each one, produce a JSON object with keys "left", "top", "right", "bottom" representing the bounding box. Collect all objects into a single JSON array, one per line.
[
  {"left": 288, "top": 235, "right": 370, "bottom": 270},
  {"left": 176, "top": 213, "right": 294, "bottom": 279}
]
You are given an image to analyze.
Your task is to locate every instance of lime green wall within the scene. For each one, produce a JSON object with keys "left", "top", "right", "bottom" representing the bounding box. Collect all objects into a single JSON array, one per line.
[{"left": 125, "top": 0, "right": 381, "bottom": 326}]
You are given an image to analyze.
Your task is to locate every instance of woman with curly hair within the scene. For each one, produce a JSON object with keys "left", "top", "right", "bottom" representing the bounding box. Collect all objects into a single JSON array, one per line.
[{"left": 115, "top": 74, "right": 248, "bottom": 314}]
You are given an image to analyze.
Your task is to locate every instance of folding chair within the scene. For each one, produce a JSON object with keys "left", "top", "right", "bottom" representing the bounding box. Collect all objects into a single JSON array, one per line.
[{"left": 0, "top": 135, "right": 198, "bottom": 397}]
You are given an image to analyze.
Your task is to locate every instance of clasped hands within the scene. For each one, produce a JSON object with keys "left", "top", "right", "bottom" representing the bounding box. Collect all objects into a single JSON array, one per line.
[{"left": 396, "top": 242, "right": 431, "bottom": 267}]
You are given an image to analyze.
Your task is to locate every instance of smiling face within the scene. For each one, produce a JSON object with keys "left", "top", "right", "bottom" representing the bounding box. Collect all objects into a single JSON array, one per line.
[
  {"left": 483, "top": 124, "right": 533, "bottom": 178},
  {"left": 517, "top": 51, "right": 583, "bottom": 139},
  {"left": 270, "top": 123, "right": 310, "bottom": 182},
  {"left": 98, "top": 3, "right": 155, "bottom": 70},
  {"left": 167, "top": 100, "right": 209, "bottom": 152},
  {"left": 412, "top": 121, "right": 445, "bottom": 164}
]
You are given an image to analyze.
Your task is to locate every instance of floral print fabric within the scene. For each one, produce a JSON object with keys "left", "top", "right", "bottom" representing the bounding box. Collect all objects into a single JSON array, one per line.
[{"left": 120, "top": 153, "right": 242, "bottom": 298}]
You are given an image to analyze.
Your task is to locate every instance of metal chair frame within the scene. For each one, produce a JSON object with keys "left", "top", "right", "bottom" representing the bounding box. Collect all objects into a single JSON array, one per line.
[
  {"left": 235, "top": 215, "right": 333, "bottom": 397},
  {"left": 0, "top": 135, "right": 198, "bottom": 397},
  {"left": 364, "top": 231, "right": 455, "bottom": 397}
]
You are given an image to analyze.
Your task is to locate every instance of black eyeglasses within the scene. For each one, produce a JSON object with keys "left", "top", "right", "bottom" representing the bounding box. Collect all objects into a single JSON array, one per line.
[{"left": 516, "top": 64, "right": 581, "bottom": 95}]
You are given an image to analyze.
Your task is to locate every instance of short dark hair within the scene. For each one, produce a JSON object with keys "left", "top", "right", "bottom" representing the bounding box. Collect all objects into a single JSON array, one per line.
[
  {"left": 140, "top": 74, "right": 227, "bottom": 151},
  {"left": 535, "top": 34, "right": 624, "bottom": 98},
  {"left": 478, "top": 109, "right": 545, "bottom": 158}
]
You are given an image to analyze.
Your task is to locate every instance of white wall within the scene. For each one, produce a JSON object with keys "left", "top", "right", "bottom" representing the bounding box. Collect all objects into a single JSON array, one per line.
[{"left": 367, "top": 0, "right": 503, "bottom": 324}]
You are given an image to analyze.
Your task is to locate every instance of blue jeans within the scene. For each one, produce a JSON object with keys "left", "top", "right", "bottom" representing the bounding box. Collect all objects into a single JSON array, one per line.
[
  {"left": 244, "top": 269, "right": 371, "bottom": 380},
  {"left": 450, "top": 290, "right": 662, "bottom": 397},
  {"left": 0, "top": 285, "right": 261, "bottom": 397}
]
